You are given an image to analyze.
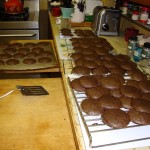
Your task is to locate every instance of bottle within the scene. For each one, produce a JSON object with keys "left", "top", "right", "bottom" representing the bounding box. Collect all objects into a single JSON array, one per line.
[
  {"left": 131, "top": 11, "right": 139, "bottom": 20},
  {"left": 127, "top": 36, "right": 138, "bottom": 58},
  {"left": 140, "top": 42, "right": 150, "bottom": 67},
  {"left": 133, "top": 46, "right": 143, "bottom": 62}
]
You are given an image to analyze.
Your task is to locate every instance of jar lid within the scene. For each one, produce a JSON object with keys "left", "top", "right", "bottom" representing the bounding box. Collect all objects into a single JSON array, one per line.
[{"left": 144, "top": 42, "right": 150, "bottom": 48}]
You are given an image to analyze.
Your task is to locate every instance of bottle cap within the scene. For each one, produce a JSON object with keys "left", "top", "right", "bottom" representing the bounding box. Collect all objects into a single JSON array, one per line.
[{"left": 144, "top": 42, "right": 150, "bottom": 48}]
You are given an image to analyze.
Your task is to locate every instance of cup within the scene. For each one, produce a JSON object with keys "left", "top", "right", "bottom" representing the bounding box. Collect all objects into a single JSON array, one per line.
[{"left": 60, "top": 7, "right": 74, "bottom": 18}]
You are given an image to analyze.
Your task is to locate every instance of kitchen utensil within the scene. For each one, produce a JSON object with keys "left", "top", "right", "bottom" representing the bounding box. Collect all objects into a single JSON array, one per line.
[{"left": 16, "top": 85, "right": 49, "bottom": 96}]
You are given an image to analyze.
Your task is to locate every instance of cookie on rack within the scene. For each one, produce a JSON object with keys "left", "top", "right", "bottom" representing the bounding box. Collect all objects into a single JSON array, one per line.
[
  {"left": 128, "top": 109, "right": 150, "bottom": 125},
  {"left": 81, "top": 98, "right": 104, "bottom": 116},
  {"left": 102, "top": 109, "right": 130, "bottom": 128}
]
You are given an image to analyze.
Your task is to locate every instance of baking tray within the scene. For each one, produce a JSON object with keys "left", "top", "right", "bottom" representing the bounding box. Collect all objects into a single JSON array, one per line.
[{"left": 0, "top": 40, "right": 58, "bottom": 71}]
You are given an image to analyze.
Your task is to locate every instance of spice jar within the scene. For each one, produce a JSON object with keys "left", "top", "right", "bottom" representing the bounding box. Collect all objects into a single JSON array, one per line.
[
  {"left": 139, "top": 6, "right": 149, "bottom": 24},
  {"left": 132, "top": 11, "right": 139, "bottom": 20}
]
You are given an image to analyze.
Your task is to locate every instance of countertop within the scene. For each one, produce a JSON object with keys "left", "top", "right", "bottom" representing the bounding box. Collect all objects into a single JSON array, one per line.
[
  {"left": 48, "top": 12, "right": 150, "bottom": 150},
  {"left": 0, "top": 78, "right": 77, "bottom": 150}
]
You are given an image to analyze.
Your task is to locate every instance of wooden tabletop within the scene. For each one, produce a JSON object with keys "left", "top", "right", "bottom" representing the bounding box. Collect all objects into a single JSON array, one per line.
[{"left": 0, "top": 78, "right": 77, "bottom": 150}]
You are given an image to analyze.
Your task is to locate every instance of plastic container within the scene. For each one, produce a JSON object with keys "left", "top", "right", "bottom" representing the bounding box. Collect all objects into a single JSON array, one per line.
[
  {"left": 133, "top": 46, "right": 143, "bottom": 62},
  {"left": 139, "top": 6, "right": 149, "bottom": 24}
]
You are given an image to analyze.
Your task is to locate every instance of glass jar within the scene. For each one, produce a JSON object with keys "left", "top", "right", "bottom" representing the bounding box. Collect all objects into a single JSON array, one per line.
[
  {"left": 139, "top": 6, "right": 149, "bottom": 24},
  {"left": 132, "top": 11, "right": 139, "bottom": 20},
  {"left": 140, "top": 42, "right": 150, "bottom": 68}
]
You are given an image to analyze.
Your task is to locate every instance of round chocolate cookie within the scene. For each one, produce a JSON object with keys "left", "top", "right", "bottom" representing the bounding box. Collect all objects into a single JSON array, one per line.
[
  {"left": 9, "top": 43, "right": 23, "bottom": 49},
  {"left": 102, "top": 55, "right": 115, "bottom": 61},
  {"left": 0, "top": 43, "right": 10, "bottom": 49},
  {"left": 115, "top": 54, "right": 130, "bottom": 62},
  {"left": 36, "top": 42, "right": 49, "bottom": 47},
  {"left": 100, "top": 76, "right": 121, "bottom": 90},
  {"left": 72, "top": 42, "right": 80, "bottom": 48},
  {"left": 0, "top": 54, "right": 12, "bottom": 59},
  {"left": 80, "top": 43, "right": 90, "bottom": 48},
  {"left": 71, "top": 66, "right": 91, "bottom": 75},
  {"left": 81, "top": 98, "right": 104, "bottom": 116},
  {"left": 80, "top": 48, "right": 95, "bottom": 55},
  {"left": 126, "top": 80, "right": 139, "bottom": 89},
  {"left": 23, "top": 58, "right": 36, "bottom": 64},
  {"left": 24, "top": 42, "right": 36, "bottom": 48},
  {"left": 31, "top": 47, "right": 44, "bottom": 54},
  {"left": 121, "top": 85, "right": 141, "bottom": 99},
  {"left": 108, "top": 74, "right": 125, "bottom": 85},
  {"left": 95, "top": 47, "right": 109, "bottom": 56},
  {"left": 85, "top": 86, "right": 109, "bottom": 99},
  {"left": 131, "top": 99, "right": 150, "bottom": 113},
  {"left": 109, "top": 67, "right": 125, "bottom": 76},
  {"left": 131, "top": 70, "right": 147, "bottom": 81},
  {"left": 120, "top": 61, "right": 137, "bottom": 71},
  {"left": 128, "top": 109, "right": 150, "bottom": 125},
  {"left": 18, "top": 47, "right": 30, "bottom": 54},
  {"left": 13, "top": 53, "right": 25, "bottom": 59},
  {"left": 79, "top": 76, "right": 98, "bottom": 89},
  {"left": 103, "top": 60, "right": 119, "bottom": 69},
  {"left": 26, "top": 52, "right": 38, "bottom": 57},
  {"left": 139, "top": 80, "right": 150, "bottom": 93},
  {"left": 6, "top": 59, "right": 19, "bottom": 65},
  {"left": 109, "top": 89, "right": 122, "bottom": 98},
  {"left": 92, "top": 65, "right": 109, "bottom": 75},
  {"left": 142, "top": 93, "right": 150, "bottom": 101},
  {"left": 70, "top": 52, "right": 83, "bottom": 61},
  {"left": 70, "top": 78, "right": 85, "bottom": 92},
  {"left": 3, "top": 48, "right": 17, "bottom": 54},
  {"left": 38, "top": 57, "right": 51, "bottom": 63},
  {"left": 83, "top": 54, "right": 98, "bottom": 61},
  {"left": 98, "top": 95, "right": 122, "bottom": 109},
  {"left": 119, "top": 96, "right": 133, "bottom": 109},
  {"left": 0, "top": 60, "right": 4, "bottom": 65},
  {"left": 102, "top": 109, "right": 130, "bottom": 128}
]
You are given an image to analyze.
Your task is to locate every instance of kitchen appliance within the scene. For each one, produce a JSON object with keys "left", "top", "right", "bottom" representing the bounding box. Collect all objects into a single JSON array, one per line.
[
  {"left": 0, "top": 0, "right": 39, "bottom": 42},
  {"left": 91, "top": 6, "right": 121, "bottom": 36}
]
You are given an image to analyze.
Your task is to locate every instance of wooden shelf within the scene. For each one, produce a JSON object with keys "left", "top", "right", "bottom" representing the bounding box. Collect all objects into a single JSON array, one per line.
[
  {"left": 128, "top": 0, "right": 150, "bottom": 7},
  {"left": 122, "top": 14, "right": 150, "bottom": 32}
]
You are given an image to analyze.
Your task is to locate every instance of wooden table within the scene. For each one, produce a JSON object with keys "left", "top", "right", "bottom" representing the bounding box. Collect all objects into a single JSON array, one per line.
[{"left": 0, "top": 78, "right": 77, "bottom": 150}]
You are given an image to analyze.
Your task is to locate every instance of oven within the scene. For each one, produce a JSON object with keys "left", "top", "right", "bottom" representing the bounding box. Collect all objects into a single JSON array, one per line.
[{"left": 0, "top": 0, "right": 39, "bottom": 42}]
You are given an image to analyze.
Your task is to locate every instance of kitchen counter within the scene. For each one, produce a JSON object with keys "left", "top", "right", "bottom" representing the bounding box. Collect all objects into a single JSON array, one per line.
[
  {"left": 48, "top": 12, "right": 150, "bottom": 150},
  {"left": 0, "top": 78, "right": 77, "bottom": 150}
]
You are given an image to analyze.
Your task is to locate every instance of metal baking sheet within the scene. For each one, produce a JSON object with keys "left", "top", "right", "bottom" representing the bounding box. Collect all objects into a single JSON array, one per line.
[{"left": 0, "top": 40, "right": 58, "bottom": 71}]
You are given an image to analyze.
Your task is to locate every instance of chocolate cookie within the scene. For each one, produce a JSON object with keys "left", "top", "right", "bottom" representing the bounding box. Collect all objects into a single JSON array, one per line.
[
  {"left": 121, "top": 85, "right": 141, "bottom": 99},
  {"left": 102, "top": 109, "right": 130, "bottom": 128},
  {"left": 23, "top": 58, "right": 36, "bottom": 64},
  {"left": 38, "top": 57, "right": 51, "bottom": 63},
  {"left": 6, "top": 59, "right": 19, "bottom": 65},
  {"left": 92, "top": 65, "right": 109, "bottom": 75},
  {"left": 131, "top": 99, "right": 150, "bottom": 113},
  {"left": 79, "top": 76, "right": 98, "bottom": 89},
  {"left": 70, "top": 52, "right": 83, "bottom": 61},
  {"left": 24, "top": 42, "right": 36, "bottom": 48},
  {"left": 139, "top": 80, "right": 150, "bottom": 93},
  {"left": 126, "top": 80, "right": 139, "bottom": 89},
  {"left": 119, "top": 96, "right": 133, "bottom": 109},
  {"left": 81, "top": 98, "right": 104, "bottom": 116},
  {"left": 13, "top": 53, "right": 25, "bottom": 59},
  {"left": 85, "top": 86, "right": 109, "bottom": 99},
  {"left": 128, "top": 110, "right": 150, "bottom": 125},
  {"left": 100, "top": 76, "right": 121, "bottom": 90},
  {"left": 98, "top": 95, "right": 122, "bottom": 109},
  {"left": 70, "top": 78, "right": 85, "bottom": 92},
  {"left": 109, "top": 89, "right": 122, "bottom": 98},
  {"left": 71, "top": 66, "right": 91, "bottom": 75}
]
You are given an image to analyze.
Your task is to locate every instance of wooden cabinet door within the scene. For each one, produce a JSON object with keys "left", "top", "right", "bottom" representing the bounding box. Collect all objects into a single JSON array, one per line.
[{"left": 128, "top": 0, "right": 150, "bottom": 7}]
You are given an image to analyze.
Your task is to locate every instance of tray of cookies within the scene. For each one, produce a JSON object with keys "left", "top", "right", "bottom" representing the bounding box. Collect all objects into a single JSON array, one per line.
[{"left": 0, "top": 40, "right": 58, "bottom": 71}]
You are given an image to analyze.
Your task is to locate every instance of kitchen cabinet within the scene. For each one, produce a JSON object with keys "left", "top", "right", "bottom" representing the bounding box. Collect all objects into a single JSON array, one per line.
[{"left": 127, "top": 0, "right": 150, "bottom": 7}]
